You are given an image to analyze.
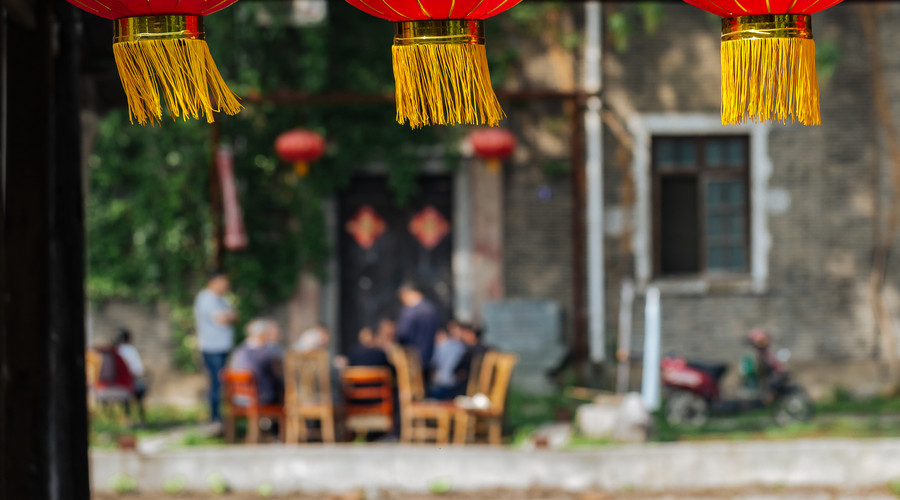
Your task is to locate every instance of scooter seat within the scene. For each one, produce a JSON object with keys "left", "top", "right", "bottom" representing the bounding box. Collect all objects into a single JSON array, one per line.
[{"left": 686, "top": 360, "right": 729, "bottom": 381}]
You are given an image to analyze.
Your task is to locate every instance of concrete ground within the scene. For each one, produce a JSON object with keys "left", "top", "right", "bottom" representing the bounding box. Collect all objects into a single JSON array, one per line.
[
  {"left": 91, "top": 486, "right": 897, "bottom": 499},
  {"left": 91, "top": 439, "right": 900, "bottom": 495}
]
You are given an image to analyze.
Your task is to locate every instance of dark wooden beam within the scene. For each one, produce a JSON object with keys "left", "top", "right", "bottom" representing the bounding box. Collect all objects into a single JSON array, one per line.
[
  {"left": 241, "top": 89, "right": 588, "bottom": 107},
  {"left": 569, "top": 96, "right": 589, "bottom": 383},
  {"left": 0, "top": 1, "right": 90, "bottom": 499}
]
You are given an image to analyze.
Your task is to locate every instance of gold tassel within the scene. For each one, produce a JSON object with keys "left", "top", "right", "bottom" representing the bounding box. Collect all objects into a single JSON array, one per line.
[
  {"left": 113, "top": 15, "right": 242, "bottom": 126},
  {"left": 393, "top": 20, "right": 505, "bottom": 129},
  {"left": 720, "top": 14, "right": 819, "bottom": 126}
]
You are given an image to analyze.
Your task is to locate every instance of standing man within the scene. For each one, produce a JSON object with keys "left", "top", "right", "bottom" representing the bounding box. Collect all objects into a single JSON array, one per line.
[
  {"left": 194, "top": 271, "right": 236, "bottom": 423},
  {"left": 396, "top": 283, "right": 439, "bottom": 375}
]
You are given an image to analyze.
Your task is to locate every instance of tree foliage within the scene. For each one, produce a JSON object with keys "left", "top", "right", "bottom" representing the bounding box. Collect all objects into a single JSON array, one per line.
[{"left": 87, "top": 2, "right": 455, "bottom": 368}]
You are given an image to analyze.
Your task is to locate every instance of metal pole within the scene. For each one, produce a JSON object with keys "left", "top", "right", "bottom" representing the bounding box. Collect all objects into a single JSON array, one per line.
[
  {"left": 584, "top": 0, "right": 605, "bottom": 363},
  {"left": 641, "top": 287, "right": 662, "bottom": 411}
]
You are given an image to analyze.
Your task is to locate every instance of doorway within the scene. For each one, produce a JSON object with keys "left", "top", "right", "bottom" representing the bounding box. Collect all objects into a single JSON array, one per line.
[{"left": 337, "top": 175, "right": 454, "bottom": 351}]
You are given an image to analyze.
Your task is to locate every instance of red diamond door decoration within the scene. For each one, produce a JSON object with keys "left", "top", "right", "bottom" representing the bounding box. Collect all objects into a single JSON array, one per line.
[
  {"left": 409, "top": 206, "right": 450, "bottom": 250},
  {"left": 346, "top": 205, "right": 387, "bottom": 250}
]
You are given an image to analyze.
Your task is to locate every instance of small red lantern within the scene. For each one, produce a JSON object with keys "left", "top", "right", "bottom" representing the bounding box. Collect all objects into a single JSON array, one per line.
[
  {"left": 469, "top": 128, "right": 516, "bottom": 173},
  {"left": 275, "top": 129, "right": 326, "bottom": 177},
  {"left": 683, "top": 0, "right": 846, "bottom": 125},
  {"left": 65, "top": 0, "right": 242, "bottom": 125}
]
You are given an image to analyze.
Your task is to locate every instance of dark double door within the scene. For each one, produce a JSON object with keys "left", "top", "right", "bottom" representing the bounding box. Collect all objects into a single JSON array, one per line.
[{"left": 337, "top": 176, "right": 454, "bottom": 351}]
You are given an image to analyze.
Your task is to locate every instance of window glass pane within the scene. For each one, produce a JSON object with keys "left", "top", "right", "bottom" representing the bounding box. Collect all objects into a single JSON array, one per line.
[
  {"left": 729, "top": 181, "right": 744, "bottom": 204},
  {"left": 706, "top": 179, "right": 747, "bottom": 272},
  {"left": 726, "top": 138, "right": 746, "bottom": 167},
  {"left": 706, "top": 140, "right": 723, "bottom": 167},
  {"left": 678, "top": 141, "right": 697, "bottom": 166},
  {"left": 730, "top": 246, "right": 746, "bottom": 270},
  {"left": 708, "top": 247, "right": 723, "bottom": 269},
  {"left": 706, "top": 138, "right": 746, "bottom": 169},
  {"left": 657, "top": 138, "right": 697, "bottom": 170}
]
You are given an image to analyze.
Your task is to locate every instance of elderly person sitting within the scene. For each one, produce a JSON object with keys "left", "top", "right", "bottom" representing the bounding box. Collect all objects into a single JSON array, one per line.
[{"left": 230, "top": 318, "right": 284, "bottom": 405}]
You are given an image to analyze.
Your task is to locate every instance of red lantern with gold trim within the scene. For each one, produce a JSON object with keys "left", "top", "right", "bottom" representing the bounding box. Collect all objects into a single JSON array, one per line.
[
  {"left": 683, "top": 0, "right": 845, "bottom": 125},
  {"left": 67, "top": 0, "right": 242, "bottom": 126},
  {"left": 469, "top": 128, "right": 516, "bottom": 173},
  {"left": 344, "top": 0, "right": 522, "bottom": 129},
  {"left": 275, "top": 129, "right": 326, "bottom": 178}
]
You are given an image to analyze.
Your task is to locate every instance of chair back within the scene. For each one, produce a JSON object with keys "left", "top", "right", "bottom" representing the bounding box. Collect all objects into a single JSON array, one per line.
[
  {"left": 387, "top": 346, "right": 424, "bottom": 409},
  {"left": 284, "top": 349, "right": 332, "bottom": 409},
  {"left": 480, "top": 351, "right": 518, "bottom": 415},
  {"left": 85, "top": 350, "right": 102, "bottom": 387},
  {"left": 222, "top": 369, "right": 261, "bottom": 409},
  {"left": 342, "top": 366, "right": 394, "bottom": 433},
  {"left": 465, "top": 351, "right": 487, "bottom": 396}
]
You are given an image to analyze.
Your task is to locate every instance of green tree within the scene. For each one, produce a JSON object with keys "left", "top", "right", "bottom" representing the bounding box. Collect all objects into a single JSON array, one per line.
[{"left": 87, "top": 2, "right": 457, "bottom": 369}]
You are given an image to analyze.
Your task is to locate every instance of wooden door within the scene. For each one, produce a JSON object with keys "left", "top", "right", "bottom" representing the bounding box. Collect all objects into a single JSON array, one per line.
[{"left": 338, "top": 175, "right": 454, "bottom": 351}]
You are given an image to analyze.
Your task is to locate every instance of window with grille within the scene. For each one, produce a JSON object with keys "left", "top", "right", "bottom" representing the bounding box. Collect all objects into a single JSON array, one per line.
[{"left": 652, "top": 135, "right": 750, "bottom": 277}]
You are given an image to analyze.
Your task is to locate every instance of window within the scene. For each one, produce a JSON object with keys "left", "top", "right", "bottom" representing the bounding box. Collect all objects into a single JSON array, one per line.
[{"left": 652, "top": 136, "right": 750, "bottom": 277}]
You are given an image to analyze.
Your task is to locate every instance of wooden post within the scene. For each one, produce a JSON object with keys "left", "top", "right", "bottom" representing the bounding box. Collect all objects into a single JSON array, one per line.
[
  {"left": 210, "top": 119, "right": 224, "bottom": 270},
  {"left": 570, "top": 95, "right": 588, "bottom": 383},
  {"left": 0, "top": 2, "right": 90, "bottom": 499}
]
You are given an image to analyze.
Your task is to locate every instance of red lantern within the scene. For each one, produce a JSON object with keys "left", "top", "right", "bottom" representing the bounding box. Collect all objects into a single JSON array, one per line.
[
  {"left": 683, "top": 0, "right": 845, "bottom": 125},
  {"left": 66, "top": 0, "right": 242, "bottom": 126},
  {"left": 469, "top": 128, "right": 516, "bottom": 173},
  {"left": 344, "top": 0, "right": 522, "bottom": 129},
  {"left": 275, "top": 129, "right": 326, "bottom": 177}
]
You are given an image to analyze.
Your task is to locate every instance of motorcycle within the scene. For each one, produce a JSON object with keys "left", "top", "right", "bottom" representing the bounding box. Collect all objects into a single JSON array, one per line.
[{"left": 661, "top": 341, "right": 814, "bottom": 427}]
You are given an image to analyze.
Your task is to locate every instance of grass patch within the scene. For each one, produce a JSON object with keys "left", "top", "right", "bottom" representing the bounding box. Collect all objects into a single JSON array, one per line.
[
  {"left": 506, "top": 390, "right": 580, "bottom": 431},
  {"left": 655, "top": 409, "right": 900, "bottom": 443},
  {"left": 89, "top": 405, "right": 205, "bottom": 448}
]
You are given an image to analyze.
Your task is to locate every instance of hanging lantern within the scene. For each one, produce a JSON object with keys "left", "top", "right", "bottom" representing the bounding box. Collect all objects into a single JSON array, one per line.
[
  {"left": 683, "top": 0, "right": 845, "bottom": 125},
  {"left": 469, "top": 128, "right": 516, "bottom": 173},
  {"left": 275, "top": 129, "right": 326, "bottom": 177},
  {"left": 66, "top": 1, "right": 242, "bottom": 126},
  {"left": 344, "top": 0, "right": 521, "bottom": 129}
]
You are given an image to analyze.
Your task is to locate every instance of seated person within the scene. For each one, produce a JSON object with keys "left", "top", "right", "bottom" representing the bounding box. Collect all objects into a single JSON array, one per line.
[
  {"left": 114, "top": 328, "right": 147, "bottom": 423},
  {"left": 347, "top": 327, "right": 391, "bottom": 368},
  {"left": 230, "top": 319, "right": 284, "bottom": 405},
  {"left": 426, "top": 325, "right": 466, "bottom": 400},
  {"left": 293, "top": 324, "right": 329, "bottom": 353},
  {"left": 453, "top": 323, "right": 492, "bottom": 396},
  {"left": 376, "top": 317, "right": 397, "bottom": 349}
]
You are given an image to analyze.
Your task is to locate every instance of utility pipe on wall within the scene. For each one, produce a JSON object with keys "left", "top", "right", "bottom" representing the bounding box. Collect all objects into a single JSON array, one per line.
[{"left": 584, "top": 1, "right": 605, "bottom": 362}]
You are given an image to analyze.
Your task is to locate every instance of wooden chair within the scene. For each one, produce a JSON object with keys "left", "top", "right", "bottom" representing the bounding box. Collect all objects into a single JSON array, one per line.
[
  {"left": 342, "top": 366, "right": 394, "bottom": 439},
  {"left": 284, "top": 350, "right": 335, "bottom": 444},
  {"left": 221, "top": 369, "right": 285, "bottom": 444},
  {"left": 453, "top": 351, "right": 518, "bottom": 445},
  {"left": 388, "top": 347, "right": 455, "bottom": 444}
]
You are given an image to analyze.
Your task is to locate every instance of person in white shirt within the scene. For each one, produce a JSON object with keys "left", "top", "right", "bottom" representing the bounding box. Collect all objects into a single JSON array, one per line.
[
  {"left": 194, "top": 271, "right": 236, "bottom": 423},
  {"left": 114, "top": 328, "right": 146, "bottom": 423}
]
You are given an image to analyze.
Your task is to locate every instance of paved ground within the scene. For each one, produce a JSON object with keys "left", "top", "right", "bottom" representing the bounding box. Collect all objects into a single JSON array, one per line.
[{"left": 91, "top": 486, "right": 897, "bottom": 500}]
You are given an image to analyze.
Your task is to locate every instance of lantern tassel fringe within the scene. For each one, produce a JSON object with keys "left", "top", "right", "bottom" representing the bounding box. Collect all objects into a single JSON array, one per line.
[
  {"left": 721, "top": 37, "right": 819, "bottom": 126},
  {"left": 113, "top": 39, "right": 242, "bottom": 126},
  {"left": 392, "top": 43, "right": 504, "bottom": 129}
]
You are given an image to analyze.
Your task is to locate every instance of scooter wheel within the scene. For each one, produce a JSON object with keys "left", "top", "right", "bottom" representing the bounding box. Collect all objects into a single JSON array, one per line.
[
  {"left": 664, "top": 390, "right": 709, "bottom": 428},
  {"left": 772, "top": 389, "right": 814, "bottom": 426}
]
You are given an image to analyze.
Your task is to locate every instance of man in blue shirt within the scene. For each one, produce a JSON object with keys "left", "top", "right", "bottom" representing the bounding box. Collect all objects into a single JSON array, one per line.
[
  {"left": 194, "top": 271, "right": 236, "bottom": 423},
  {"left": 396, "top": 283, "right": 439, "bottom": 377}
]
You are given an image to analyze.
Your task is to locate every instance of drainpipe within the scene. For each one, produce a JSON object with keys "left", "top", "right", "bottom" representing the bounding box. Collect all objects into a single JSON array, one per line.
[{"left": 584, "top": 1, "right": 605, "bottom": 363}]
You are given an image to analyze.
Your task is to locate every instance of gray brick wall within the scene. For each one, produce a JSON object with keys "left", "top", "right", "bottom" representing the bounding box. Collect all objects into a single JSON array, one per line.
[{"left": 602, "top": 3, "right": 891, "bottom": 370}]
